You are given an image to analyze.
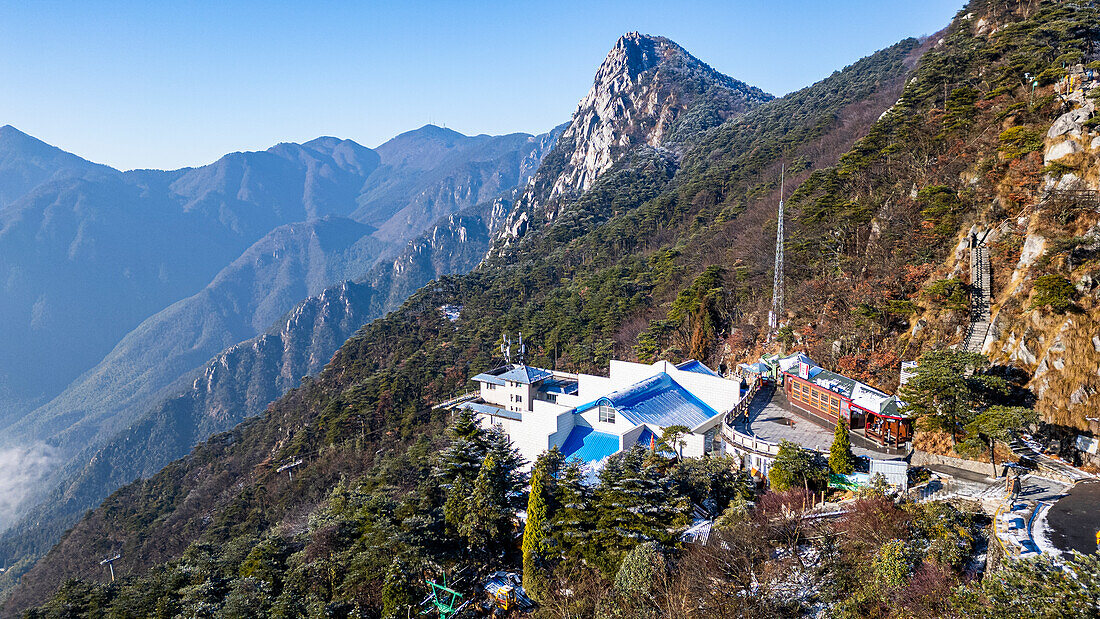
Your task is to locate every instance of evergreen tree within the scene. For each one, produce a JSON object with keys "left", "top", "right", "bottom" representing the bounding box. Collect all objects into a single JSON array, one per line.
[
  {"left": 522, "top": 450, "right": 563, "bottom": 601},
  {"left": 552, "top": 459, "right": 596, "bottom": 561},
  {"left": 484, "top": 426, "right": 529, "bottom": 510},
  {"left": 434, "top": 409, "right": 488, "bottom": 487},
  {"left": 959, "top": 405, "right": 1036, "bottom": 477},
  {"left": 463, "top": 454, "right": 513, "bottom": 560},
  {"left": 897, "top": 350, "right": 1009, "bottom": 444},
  {"left": 953, "top": 552, "right": 1100, "bottom": 618},
  {"left": 592, "top": 448, "right": 688, "bottom": 575},
  {"left": 829, "top": 420, "right": 856, "bottom": 475},
  {"left": 599, "top": 542, "right": 665, "bottom": 619},
  {"left": 442, "top": 475, "right": 472, "bottom": 536},
  {"left": 769, "top": 440, "right": 827, "bottom": 491},
  {"left": 381, "top": 557, "right": 417, "bottom": 619}
]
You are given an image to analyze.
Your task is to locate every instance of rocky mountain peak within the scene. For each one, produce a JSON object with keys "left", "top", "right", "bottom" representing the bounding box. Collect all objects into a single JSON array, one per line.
[{"left": 548, "top": 32, "right": 771, "bottom": 199}]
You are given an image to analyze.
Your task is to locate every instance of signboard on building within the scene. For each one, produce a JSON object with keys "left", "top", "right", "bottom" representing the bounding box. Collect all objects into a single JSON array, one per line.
[
  {"left": 1076, "top": 434, "right": 1099, "bottom": 455},
  {"left": 798, "top": 361, "right": 810, "bottom": 380}
]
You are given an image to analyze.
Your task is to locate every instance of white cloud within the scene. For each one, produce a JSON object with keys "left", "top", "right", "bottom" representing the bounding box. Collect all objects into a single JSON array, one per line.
[{"left": 0, "top": 442, "right": 57, "bottom": 531}]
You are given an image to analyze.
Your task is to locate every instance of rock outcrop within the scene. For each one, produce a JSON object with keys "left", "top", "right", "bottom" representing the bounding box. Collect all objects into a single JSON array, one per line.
[{"left": 492, "top": 33, "right": 771, "bottom": 251}]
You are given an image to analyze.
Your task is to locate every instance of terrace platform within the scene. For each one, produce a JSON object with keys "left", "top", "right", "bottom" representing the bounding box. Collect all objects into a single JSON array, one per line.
[{"left": 732, "top": 384, "right": 904, "bottom": 460}]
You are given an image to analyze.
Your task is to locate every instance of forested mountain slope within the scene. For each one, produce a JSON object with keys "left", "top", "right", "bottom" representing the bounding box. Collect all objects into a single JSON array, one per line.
[
  {"left": 2, "top": 26, "right": 929, "bottom": 616},
  {"left": 0, "top": 189, "right": 523, "bottom": 595}
]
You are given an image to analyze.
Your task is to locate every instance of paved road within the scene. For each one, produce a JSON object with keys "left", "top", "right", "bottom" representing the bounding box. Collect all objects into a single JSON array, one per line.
[{"left": 1047, "top": 480, "right": 1100, "bottom": 554}]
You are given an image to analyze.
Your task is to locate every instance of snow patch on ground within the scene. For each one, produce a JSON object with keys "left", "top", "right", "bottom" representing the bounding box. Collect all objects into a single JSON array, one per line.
[{"left": 1031, "top": 502, "right": 1062, "bottom": 558}]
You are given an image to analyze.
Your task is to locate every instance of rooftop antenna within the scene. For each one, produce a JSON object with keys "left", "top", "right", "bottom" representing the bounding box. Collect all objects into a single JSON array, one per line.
[
  {"left": 99, "top": 553, "right": 121, "bottom": 582},
  {"left": 767, "top": 166, "right": 785, "bottom": 342},
  {"left": 501, "top": 333, "right": 526, "bottom": 365}
]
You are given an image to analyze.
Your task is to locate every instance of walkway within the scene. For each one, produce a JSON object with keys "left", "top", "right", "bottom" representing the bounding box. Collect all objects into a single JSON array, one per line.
[
  {"left": 962, "top": 231, "right": 992, "bottom": 353},
  {"left": 1045, "top": 480, "right": 1100, "bottom": 554},
  {"left": 1008, "top": 435, "right": 1096, "bottom": 484}
]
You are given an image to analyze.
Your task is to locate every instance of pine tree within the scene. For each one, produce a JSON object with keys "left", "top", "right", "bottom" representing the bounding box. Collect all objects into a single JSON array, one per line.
[
  {"left": 484, "top": 426, "right": 529, "bottom": 510},
  {"left": 463, "top": 454, "right": 512, "bottom": 559},
  {"left": 381, "top": 557, "right": 417, "bottom": 619},
  {"left": 443, "top": 474, "right": 472, "bottom": 536},
  {"left": 552, "top": 459, "right": 595, "bottom": 561},
  {"left": 435, "top": 409, "right": 488, "bottom": 487},
  {"left": 829, "top": 420, "right": 856, "bottom": 475},
  {"left": 522, "top": 452, "right": 560, "bottom": 601},
  {"left": 592, "top": 447, "right": 688, "bottom": 575},
  {"left": 769, "top": 440, "right": 827, "bottom": 491}
]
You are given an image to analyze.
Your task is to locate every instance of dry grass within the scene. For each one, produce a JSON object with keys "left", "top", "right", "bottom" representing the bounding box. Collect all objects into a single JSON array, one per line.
[{"left": 912, "top": 429, "right": 1018, "bottom": 463}]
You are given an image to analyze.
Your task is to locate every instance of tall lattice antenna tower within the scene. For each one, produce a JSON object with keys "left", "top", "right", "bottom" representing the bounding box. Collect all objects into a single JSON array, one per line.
[{"left": 768, "top": 167, "right": 785, "bottom": 340}]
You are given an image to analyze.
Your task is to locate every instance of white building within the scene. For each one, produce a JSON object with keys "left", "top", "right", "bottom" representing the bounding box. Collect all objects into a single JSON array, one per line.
[{"left": 458, "top": 359, "right": 744, "bottom": 467}]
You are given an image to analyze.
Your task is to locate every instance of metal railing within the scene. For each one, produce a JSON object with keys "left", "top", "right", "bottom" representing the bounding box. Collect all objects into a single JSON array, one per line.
[
  {"left": 720, "top": 424, "right": 782, "bottom": 456},
  {"left": 432, "top": 390, "right": 478, "bottom": 410},
  {"left": 724, "top": 376, "right": 763, "bottom": 426}
]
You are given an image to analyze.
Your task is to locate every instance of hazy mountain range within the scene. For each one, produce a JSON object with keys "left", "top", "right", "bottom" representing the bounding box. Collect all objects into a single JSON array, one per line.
[{"left": 0, "top": 122, "right": 560, "bottom": 537}]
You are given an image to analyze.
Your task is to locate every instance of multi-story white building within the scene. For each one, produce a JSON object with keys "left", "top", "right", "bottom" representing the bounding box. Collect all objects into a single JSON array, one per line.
[{"left": 457, "top": 359, "right": 744, "bottom": 467}]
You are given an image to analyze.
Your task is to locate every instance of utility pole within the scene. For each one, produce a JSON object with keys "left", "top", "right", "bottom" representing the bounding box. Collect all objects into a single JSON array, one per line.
[
  {"left": 99, "top": 554, "right": 120, "bottom": 582},
  {"left": 767, "top": 167, "right": 786, "bottom": 342}
]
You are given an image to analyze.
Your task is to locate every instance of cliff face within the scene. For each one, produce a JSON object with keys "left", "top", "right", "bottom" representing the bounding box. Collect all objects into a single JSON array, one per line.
[
  {"left": 981, "top": 93, "right": 1100, "bottom": 430},
  {"left": 549, "top": 33, "right": 771, "bottom": 199},
  {"left": 490, "top": 33, "right": 770, "bottom": 253},
  {"left": 874, "top": 1, "right": 1100, "bottom": 431}
]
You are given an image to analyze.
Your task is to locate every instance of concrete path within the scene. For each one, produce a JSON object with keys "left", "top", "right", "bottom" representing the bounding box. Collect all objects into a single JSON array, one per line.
[{"left": 1009, "top": 436, "right": 1096, "bottom": 484}]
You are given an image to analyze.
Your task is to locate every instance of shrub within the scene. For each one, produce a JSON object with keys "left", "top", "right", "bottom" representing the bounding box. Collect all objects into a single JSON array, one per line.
[
  {"left": 998, "top": 126, "right": 1044, "bottom": 160},
  {"left": 921, "top": 278, "right": 969, "bottom": 311},
  {"left": 1029, "top": 274, "right": 1076, "bottom": 312}
]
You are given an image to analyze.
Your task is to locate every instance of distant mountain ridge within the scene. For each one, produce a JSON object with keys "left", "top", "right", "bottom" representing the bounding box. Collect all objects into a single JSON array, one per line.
[
  {"left": 0, "top": 126, "right": 116, "bottom": 208},
  {"left": 0, "top": 123, "right": 559, "bottom": 536}
]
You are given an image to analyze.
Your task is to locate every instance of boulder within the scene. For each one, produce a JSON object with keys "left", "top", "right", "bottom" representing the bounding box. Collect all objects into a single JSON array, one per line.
[
  {"left": 1016, "top": 233, "right": 1046, "bottom": 269},
  {"left": 1045, "top": 139, "right": 1082, "bottom": 163},
  {"left": 1047, "top": 105, "right": 1092, "bottom": 139}
]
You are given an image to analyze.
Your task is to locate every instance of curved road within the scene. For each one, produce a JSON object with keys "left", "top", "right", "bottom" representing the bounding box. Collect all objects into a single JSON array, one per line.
[{"left": 1047, "top": 480, "right": 1100, "bottom": 554}]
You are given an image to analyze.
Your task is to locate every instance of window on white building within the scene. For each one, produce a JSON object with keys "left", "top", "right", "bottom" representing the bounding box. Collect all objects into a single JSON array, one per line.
[
  {"left": 598, "top": 404, "right": 616, "bottom": 424},
  {"left": 703, "top": 428, "right": 718, "bottom": 455},
  {"left": 516, "top": 395, "right": 523, "bottom": 403}
]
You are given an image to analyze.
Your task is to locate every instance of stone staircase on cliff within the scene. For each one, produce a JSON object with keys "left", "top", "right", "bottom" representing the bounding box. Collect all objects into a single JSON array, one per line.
[{"left": 961, "top": 234, "right": 992, "bottom": 353}]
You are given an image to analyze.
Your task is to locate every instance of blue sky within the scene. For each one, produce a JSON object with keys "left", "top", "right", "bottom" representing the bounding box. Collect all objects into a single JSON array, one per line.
[{"left": 0, "top": 1, "right": 965, "bottom": 171}]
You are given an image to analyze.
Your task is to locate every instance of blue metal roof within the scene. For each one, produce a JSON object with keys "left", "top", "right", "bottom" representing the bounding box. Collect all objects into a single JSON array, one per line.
[
  {"left": 459, "top": 401, "right": 522, "bottom": 421},
  {"left": 575, "top": 372, "right": 721, "bottom": 429},
  {"left": 472, "top": 372, "right": 506, "bottom": 386},
  {"left": 635, "top": 426, "right": 660, "bottom": 449},
  {"left": 541, "top": 377, "right": 579, "bottom": 394},
  {"left": 560, "top": 426, "right": 620, "bottom": 463},
  {"left": 676, "top": 359, "right": 720, "bottom": 376},
  {"left": 497, "top": 364, "right": 553, "bottom": 384},
  {"left": 472, "top": 364, "right": 554, "bottom": 386}
]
